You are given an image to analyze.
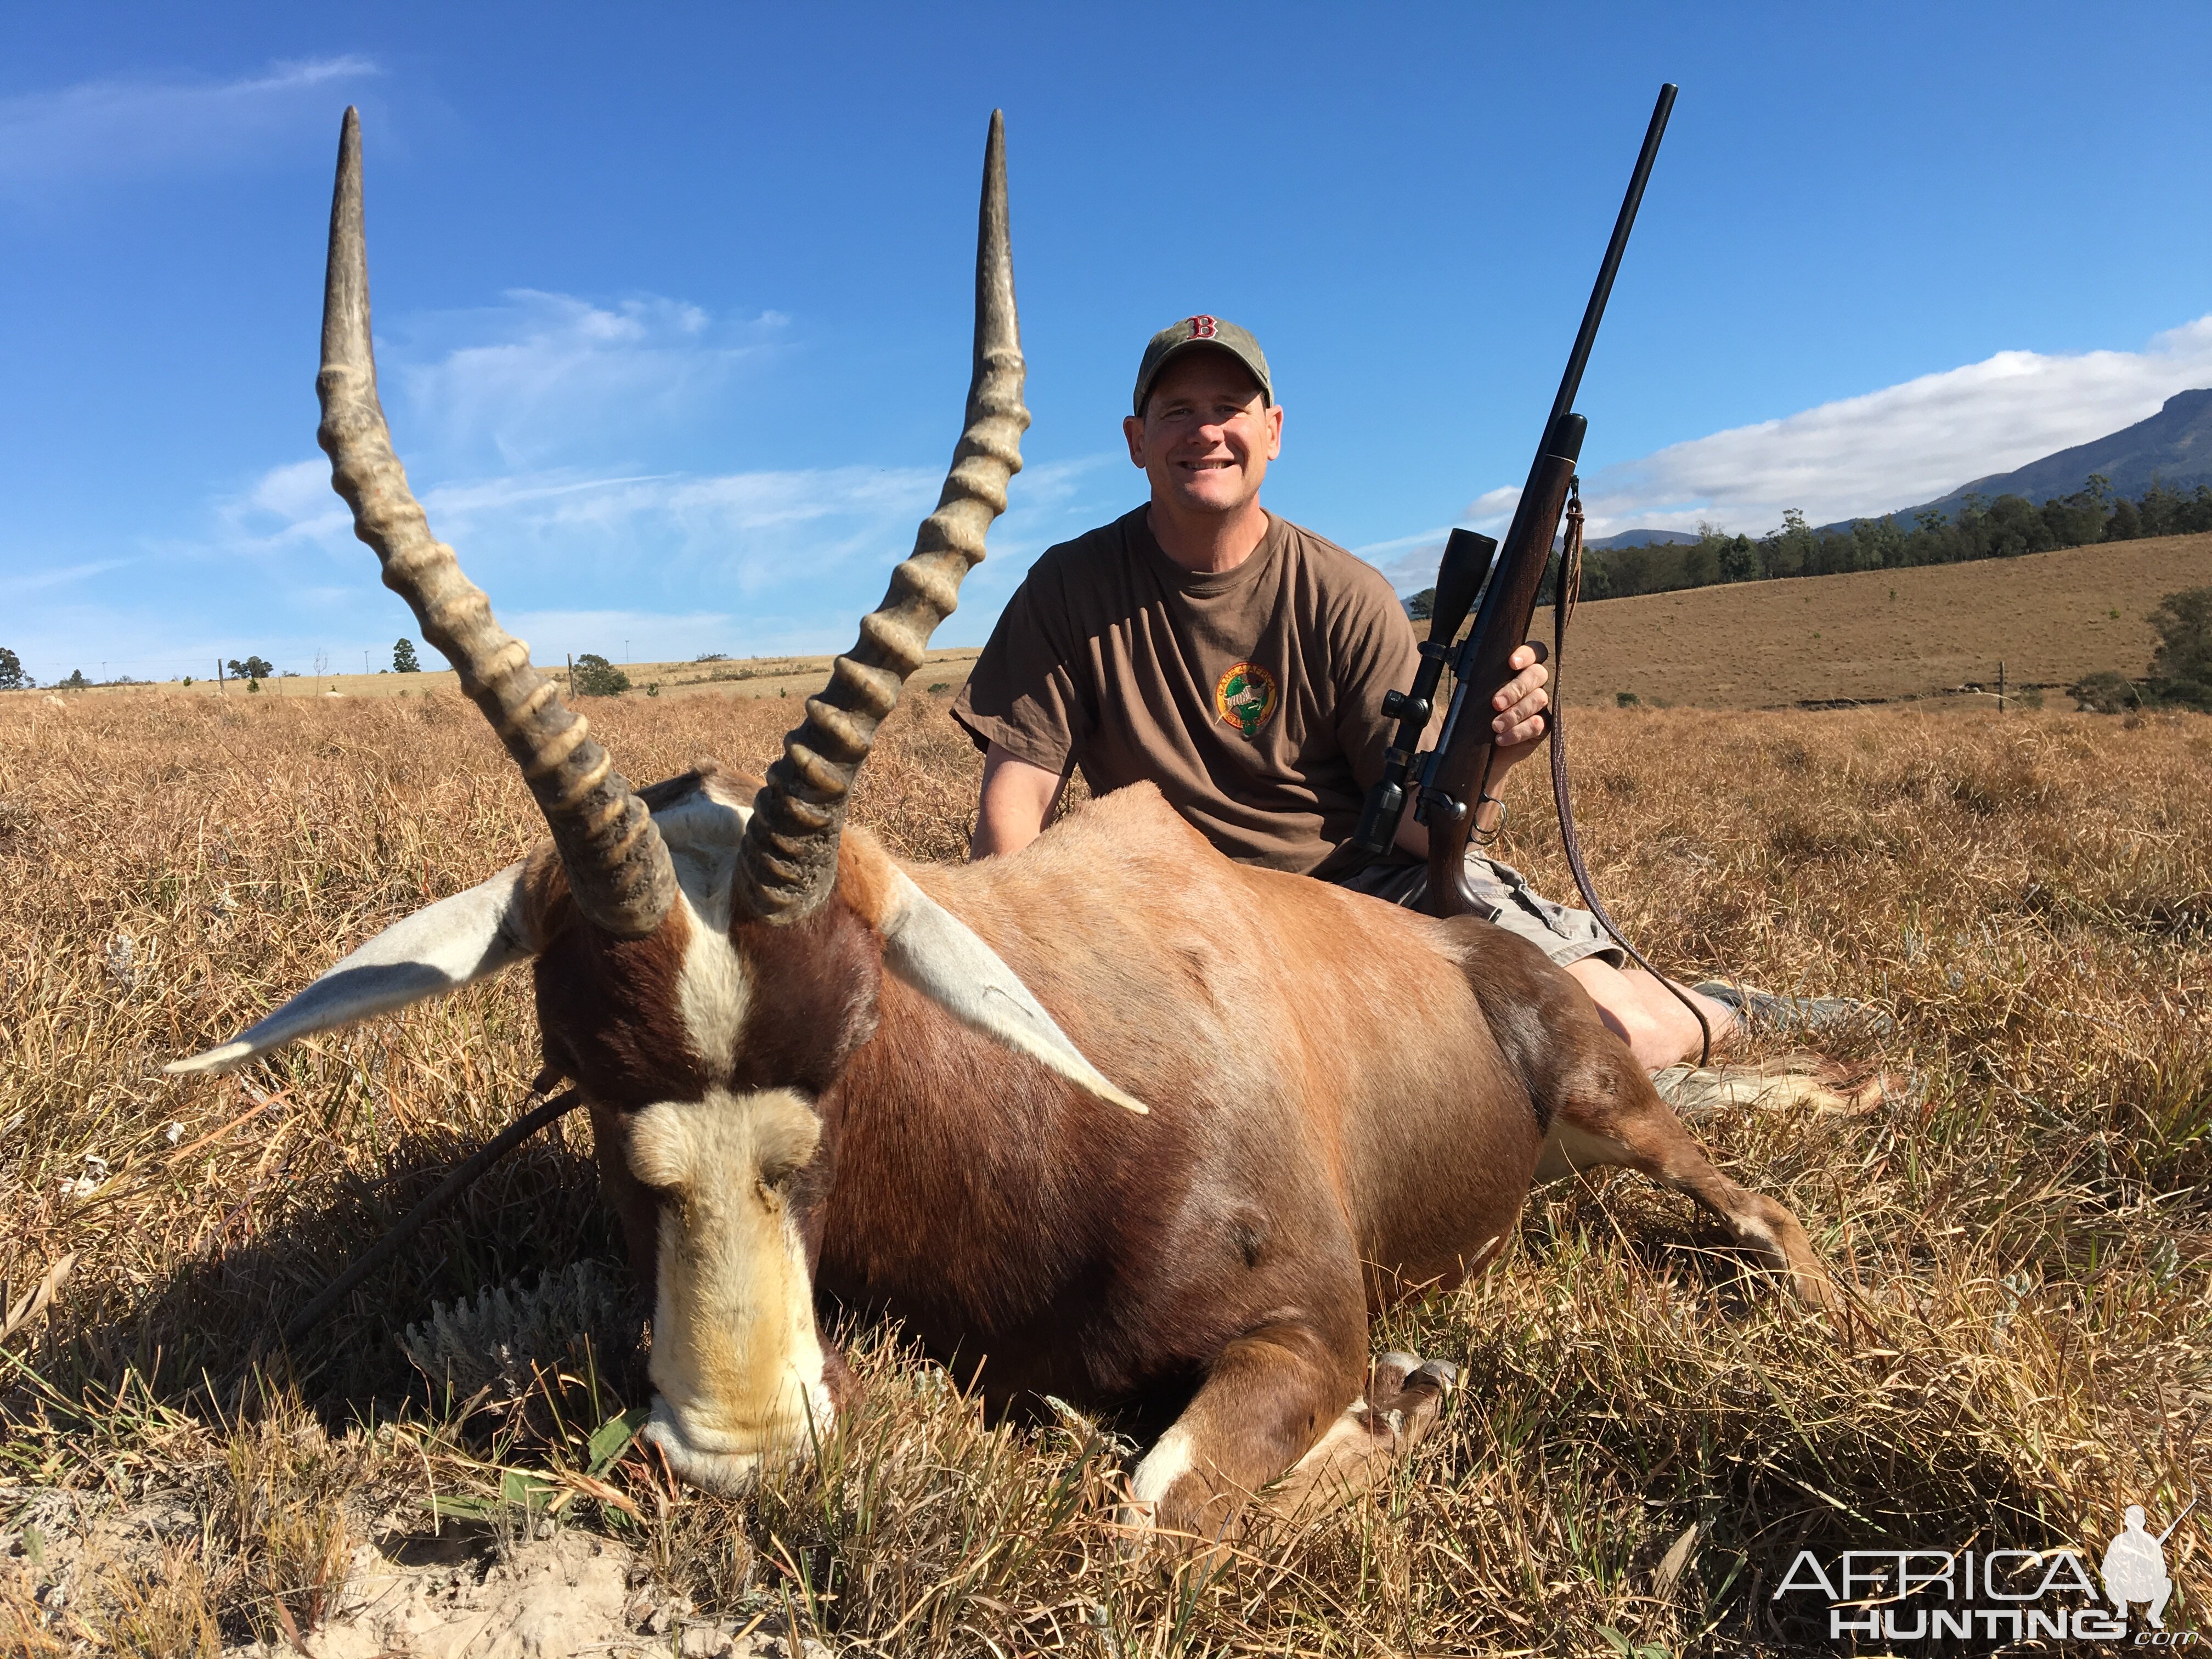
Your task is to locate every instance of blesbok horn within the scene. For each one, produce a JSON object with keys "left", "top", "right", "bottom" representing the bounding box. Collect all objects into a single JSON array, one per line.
[
  {"left": 738, "top": 110, "right": 1029, "bottom": 921},
  {"left": 318, "top": 108, "right": 675, "bottom": 938}
]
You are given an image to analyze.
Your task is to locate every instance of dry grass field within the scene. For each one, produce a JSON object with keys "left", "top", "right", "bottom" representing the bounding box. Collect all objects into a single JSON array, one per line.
[
  {"left": 2, "top": 686, "right": 2208, "bottom": 1655},
  {"left": 104, "top": 648, "right": 985, "bottom": 707},
  {"left": 1564, "top": 529, "right": 2212, "bottom": 709},
  {"left": 82, "top": 529, "right": 2212, "bottom": 726}
]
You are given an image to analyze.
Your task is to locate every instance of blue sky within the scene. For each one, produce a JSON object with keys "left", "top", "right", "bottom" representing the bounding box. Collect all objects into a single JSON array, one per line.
[{"left": 4, "top": 2, "right": 2210, "bottom": 684}]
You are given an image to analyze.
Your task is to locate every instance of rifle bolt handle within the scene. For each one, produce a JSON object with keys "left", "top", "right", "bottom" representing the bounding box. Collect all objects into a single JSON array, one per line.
[{"left": 1430, "top": 793, "right": 1468, "bottom": 825}]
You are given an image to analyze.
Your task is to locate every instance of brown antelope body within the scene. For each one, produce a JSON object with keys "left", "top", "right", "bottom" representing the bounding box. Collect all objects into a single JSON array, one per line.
[{"left": 173, "top": 109, "right": 1837, "bottom": 1542}]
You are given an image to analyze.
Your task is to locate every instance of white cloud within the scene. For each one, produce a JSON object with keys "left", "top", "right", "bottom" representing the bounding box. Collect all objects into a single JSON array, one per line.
[
  {"left": 221, "top": 451, "right": 947, "bottom": 612},
  {"left": 0, "top": 556, "right": 141, "bottom": 599},
  {"left": 26, "top": 255, "right": 1126, "bottom": 680},
  {"left": 1358, "top": 312, "right": 2212, "bottom": 588},
  {"left": 0, "top": 57, "right": 378, "bottom": 195},
  {"left": 395, "top": 291, "right": 785, "bottom": 469},
  {"left": 1575, "top": 314, "right": 2212, "bottom": 538}
]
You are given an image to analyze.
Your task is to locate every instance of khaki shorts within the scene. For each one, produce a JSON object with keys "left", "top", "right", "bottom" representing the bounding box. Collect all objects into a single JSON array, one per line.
[{"left": 1330, "top": 852, "right": 1626, "bottom": 971}]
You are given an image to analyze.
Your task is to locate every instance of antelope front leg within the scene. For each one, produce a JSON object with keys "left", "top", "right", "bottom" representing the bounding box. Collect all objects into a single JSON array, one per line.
[
  {"left": 1122, "top": 1319, "right": 1363, "bottom": 1547},
  {"left": 1252, "top": 1350, "right": 1458, "bottom": 1527},
  {"left": 1122, "top": 1324, "right": 1454, "bottom": 1547}
]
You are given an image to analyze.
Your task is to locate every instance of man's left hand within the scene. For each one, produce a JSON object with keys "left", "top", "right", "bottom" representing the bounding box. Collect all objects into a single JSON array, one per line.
[{"left": 1488, "top": 643, "right": 1550, "bottom": 771}]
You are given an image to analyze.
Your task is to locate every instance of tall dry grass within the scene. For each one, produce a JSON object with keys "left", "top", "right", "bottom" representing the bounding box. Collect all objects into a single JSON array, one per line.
[{"left": 2, "top": 687, "right": 2207, "bottom": 1654}]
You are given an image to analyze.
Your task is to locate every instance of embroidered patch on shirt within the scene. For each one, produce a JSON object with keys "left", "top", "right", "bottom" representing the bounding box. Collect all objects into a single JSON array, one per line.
[{"left": 1213, "top": 662, "right": 1280, "bottom": 740}]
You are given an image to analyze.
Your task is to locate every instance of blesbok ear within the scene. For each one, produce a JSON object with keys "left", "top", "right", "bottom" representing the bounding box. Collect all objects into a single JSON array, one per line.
[
  {"left": 166, "top": 864, "right": 535, "bottom": 1076},
  {"left": 875, "top": 868, "right": 1148, "bottom": 1115}
]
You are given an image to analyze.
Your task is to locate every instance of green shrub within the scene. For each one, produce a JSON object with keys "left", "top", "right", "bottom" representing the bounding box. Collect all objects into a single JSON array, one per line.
[
  {"left": 2070, "top": 670, "right": 2137, "bottom": 714},
  {"left": 570, "top": 653, "right": 631, "bottom": 697},
  {"left": 2146, "top": 586, "right": 2212, "bottom": 708}
]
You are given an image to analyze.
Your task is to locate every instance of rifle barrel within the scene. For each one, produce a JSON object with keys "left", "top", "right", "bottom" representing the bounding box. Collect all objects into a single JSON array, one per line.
[
  {"left": 1547, "top": 83, "right": 1677, "bottom": 431},
  {"left": 2154, "top": 1496, "right": 2198, "bottom": 1545},
  {"left": 1414, "top": 83, "right": 1676, "bottom": 911}
]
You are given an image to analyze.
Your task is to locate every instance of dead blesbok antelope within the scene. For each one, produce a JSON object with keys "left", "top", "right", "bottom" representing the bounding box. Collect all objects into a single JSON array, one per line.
[{"left": 171, "top": 108, "right": 1841, "bottom": 1543}]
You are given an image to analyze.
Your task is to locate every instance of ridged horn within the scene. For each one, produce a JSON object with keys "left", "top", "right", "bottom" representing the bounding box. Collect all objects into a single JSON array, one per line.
[
  {"left": 737, "top": 109, "right": 1028, "bottom": 921},
  {"left": 318, "top": 108, "right": 676, "bottom": 939}
]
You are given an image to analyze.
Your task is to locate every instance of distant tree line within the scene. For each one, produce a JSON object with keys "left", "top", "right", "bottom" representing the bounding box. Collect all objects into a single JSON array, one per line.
[
  {"left": 1409, "top": 476, "right": 2212, "bottom": 618},
  {"left": 1562, "top": 475, "right": 2212, "bottom": 604}
]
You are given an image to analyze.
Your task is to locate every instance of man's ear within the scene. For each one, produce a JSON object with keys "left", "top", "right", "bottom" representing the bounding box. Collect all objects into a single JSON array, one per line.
[
  {"left": 1123, "top": 413, "right": 1148, "bottom": 468},
  {"left": 167, "top": 863, "right": 536, "bottom": 1076},
  {"left": 874, "top": 867, "right": 1147, "bottom": 1115}
]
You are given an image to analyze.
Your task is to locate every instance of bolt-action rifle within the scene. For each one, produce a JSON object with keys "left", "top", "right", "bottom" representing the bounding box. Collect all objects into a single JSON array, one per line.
[{"left": 1352, "top": 83, "right": 1711, "bottom": 1058}]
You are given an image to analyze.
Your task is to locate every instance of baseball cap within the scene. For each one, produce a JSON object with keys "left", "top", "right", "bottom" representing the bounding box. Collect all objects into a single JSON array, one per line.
[{"left": 1132, "top": 315, "right": 1273, "bottom": 416}]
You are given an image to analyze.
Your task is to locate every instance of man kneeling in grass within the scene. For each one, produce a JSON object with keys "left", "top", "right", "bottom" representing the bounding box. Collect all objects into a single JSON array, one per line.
[{"left": 955, "top": 316, "right": 1862, "bottom": 1068}]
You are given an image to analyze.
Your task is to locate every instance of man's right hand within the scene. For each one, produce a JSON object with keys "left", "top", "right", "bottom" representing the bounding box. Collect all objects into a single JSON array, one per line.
[{"left": 970, "top": 743, "right": 1067, "bottom": 860}]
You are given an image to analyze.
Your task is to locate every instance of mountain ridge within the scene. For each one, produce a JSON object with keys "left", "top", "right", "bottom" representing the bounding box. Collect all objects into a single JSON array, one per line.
[{"left": 1826, "top": 387, "right": 2212, "bottom": 532}]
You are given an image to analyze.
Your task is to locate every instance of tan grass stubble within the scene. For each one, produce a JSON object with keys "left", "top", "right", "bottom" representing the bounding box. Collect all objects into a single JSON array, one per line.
[{"left": 2, "top": 689, "right": 2207, "bottom": 1653}]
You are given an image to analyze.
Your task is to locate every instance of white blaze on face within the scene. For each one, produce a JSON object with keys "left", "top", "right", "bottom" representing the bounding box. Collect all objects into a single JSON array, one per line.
[{"left": 628, "top": 1087, "right": 832, "bottom": 1494}]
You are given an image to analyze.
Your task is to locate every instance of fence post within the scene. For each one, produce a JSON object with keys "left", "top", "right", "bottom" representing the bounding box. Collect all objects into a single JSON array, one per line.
[{"left": 1998, "top": 659, "right": 2006, "bottom": 713}]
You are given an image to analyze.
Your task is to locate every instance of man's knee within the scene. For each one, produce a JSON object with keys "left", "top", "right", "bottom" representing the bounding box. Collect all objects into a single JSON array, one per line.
[
  {"left": 1616, "top": 999, "right": 1686, "bottom": 1068},
  {"left": 1568, "top": 961, "right": 1695, "bottom": 1068}
]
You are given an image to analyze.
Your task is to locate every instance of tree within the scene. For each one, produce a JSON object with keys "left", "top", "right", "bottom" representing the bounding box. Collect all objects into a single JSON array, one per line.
[
  {"left": 1717, "top": 533, "right": 1760, "bottom": 583},
  {"left": 61, "top": 668, "right": 89, "bottom": 690},
  {"left": 2147, "top": 586, "right": 2212, "bottom": 708},
  {"left": 0, "top": 647, "right": 24, "bottom": 691},
  {"left": 1608, "top": 545, "right": 1657, "bottom": 597},
  {"left": 392, "top": 637, "right": 421, "bottom": 673},
  {"left": 1679, "top": 539, "right": 1719, "bottom": 588},
  {"left": 1760, "top": 508, "right": 1817, "bottom": 579},
  {"left": 570, "top": 652, "right": 631, "bottom": 697},
  {"left": 227, "top": 656, "right": 274, "bottom": 681}
]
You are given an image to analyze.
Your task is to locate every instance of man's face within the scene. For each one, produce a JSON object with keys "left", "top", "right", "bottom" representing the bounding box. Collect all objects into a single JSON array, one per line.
[{"left": 1124, "top": 351, "right": 1284, "bottom": 517}]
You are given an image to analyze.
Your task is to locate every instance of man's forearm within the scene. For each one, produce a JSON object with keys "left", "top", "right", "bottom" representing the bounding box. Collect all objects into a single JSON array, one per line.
[{"left": 970, "top": 743, "right": 1066, "bottom": 860}]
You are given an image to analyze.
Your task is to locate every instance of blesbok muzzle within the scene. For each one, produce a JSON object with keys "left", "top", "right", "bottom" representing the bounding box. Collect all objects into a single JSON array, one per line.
[{"left": 625, "top": 1087, "right": 833, "bottom": 1492}]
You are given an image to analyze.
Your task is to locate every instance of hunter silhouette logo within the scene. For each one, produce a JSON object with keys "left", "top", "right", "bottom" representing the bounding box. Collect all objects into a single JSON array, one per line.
[
  {"left": 2103, "top": 1499, "right": 2193, "bottom": 1629},
  {"left": 1215, "top": 662, "right": 1279, "bottom": 740}
]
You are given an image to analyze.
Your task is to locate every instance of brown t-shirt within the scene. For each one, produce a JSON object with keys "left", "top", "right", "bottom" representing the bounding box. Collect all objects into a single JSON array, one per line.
[{"left": 952, "top": 506, "right": 1419, "bottom": 879}]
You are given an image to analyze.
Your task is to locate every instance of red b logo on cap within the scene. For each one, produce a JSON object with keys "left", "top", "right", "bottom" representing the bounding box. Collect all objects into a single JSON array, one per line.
[{"left": 1188, "top": 315, "right": 1217, "bottom": 338}]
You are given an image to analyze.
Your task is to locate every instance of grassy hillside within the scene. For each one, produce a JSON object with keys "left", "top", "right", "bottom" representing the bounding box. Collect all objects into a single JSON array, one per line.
[{"left": 1555, "top": 529, "right": 2212, "bottom": 709}]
